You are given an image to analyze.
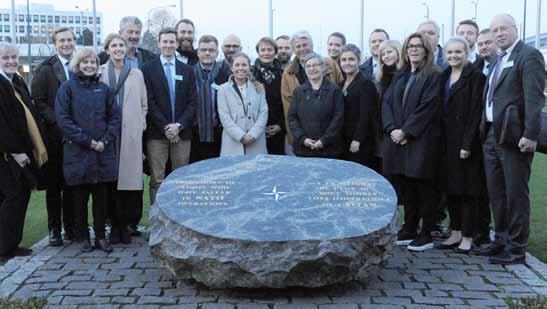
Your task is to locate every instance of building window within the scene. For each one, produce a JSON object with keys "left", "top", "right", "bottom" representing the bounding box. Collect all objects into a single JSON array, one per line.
[
  {"left": 33, "top": 15, "right": 38, "bottom": 22},
  {"left": 3, "top": 14, "right": 9, "bottom": 22},
  {"left": 62, "top": 16, "right": 67, "bottom": 23},
  {"left": 68, "top": 16, "right": 74, "bottom": 23},
  {"left": 96, "top": 17, "right": 100, "bottom": 24},
  {"left": 82, "top": 17, "right": 87, "bottom": 25},
  {"left": 40, "top": 15, "right": 45, "bottom": 22},
  {"left": 27, "top": 26, "right": 31, "bottom": 33},
  {"left": 55, "top": 16, "right": 60, "bottom": 23},
  {"left": 89, "top": 17, "right": 93, "bottom": 24},
  {"left": 0, "top": 25, "right": 3, "bottom": 33},
  {"left": 33, "top": 26, "right": 39, "bottom": 33},
  {"left": 18, "top": 14, "right": 24, "bottom": 22},
  {"left": 76, "top": 27, "right": 81, "bottom": 34},
  {"left": 41, "top": 25, "right": 46, "bottom": 33},
  {"left": 5, "top": 25, "right": 10, "bottom": 33},
  {"left": 18, "top": 25, "right": 24, "bottom": 33},
  {"left": 75, "top": 16, "right": 80, "bottom": 23},
  {"left": 47, "top": 16, "right": 53, "bottom": 23}
]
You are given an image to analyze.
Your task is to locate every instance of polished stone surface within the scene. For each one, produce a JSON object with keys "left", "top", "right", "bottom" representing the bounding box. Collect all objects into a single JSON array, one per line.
[
  {"left": 155, "top": 155, "right": 396, "bottom": 241},
  {"left": 150, "top": 155, "right": 398, "bottom": 288}
]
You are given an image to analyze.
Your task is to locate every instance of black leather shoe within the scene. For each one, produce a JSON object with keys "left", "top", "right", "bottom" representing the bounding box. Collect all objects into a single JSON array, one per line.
[
  {"left": 127, "top": 225, "right": 142, "bottom": 237},
  {"left": 472, "top": 243, "right": 504, "bottom": 256},
  {"left": 13, "top": 247, "right": 33, "bottom": 256},
  {"left": 80, "top": 239, "right": 93, "bottom": 252},
  {"left": 489, "top": 251, "right": 526, "bottom": 265},
  {"left": 109, "top": 227, "right": 121, "bottom": 244},
  {"left": 473, "top": 233, "right": 491, "bottom": 246},
  {"left": 95, "top": 238, "right": 113, "bottom": 253},
  {"left": 435, "top": 242, "right": 460, "bottom": 250},
  {"left": 49, "top": 229, "right": 63, "bottom": 246},
  {"left": 120, "top": 226, "right": 132, "bottom": 244},
  {"left": 63, "top": 228, "right": 75, "bottom": 242}
]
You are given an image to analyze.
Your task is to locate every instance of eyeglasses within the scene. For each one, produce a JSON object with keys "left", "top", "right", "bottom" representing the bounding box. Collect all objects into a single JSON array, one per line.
[
  {"left": 198, "top": 48, "right": 217, "bottom": 53},
  {"left": 223, "top": 44, "right": 240, "bottom": 49},
  {"left": 407, "top": 44, "right": 425, "bottom": 50},
  {"left": 305, "top": 63, "right": 322, "bottom": 70}
]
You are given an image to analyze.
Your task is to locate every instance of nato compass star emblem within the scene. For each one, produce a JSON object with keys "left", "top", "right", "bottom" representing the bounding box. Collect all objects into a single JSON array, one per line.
[{"left": 261, "top": 185, "right": 290, "bottom": 202}]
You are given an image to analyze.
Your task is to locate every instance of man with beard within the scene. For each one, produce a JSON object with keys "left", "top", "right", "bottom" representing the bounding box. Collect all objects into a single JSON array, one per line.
[
  {"left": 175, "top": 18, "right": 198, "bottom": 65},
  {"left": 99, "top": 16, "right": 155, "bottom": 69},
  {"left": 275, "top": 35, "right": 292, "bottom": 70},
  {"left": 31, "top": 27, "right": 76, "bottom": 246},
  {"left": 217, "top": 34, "right": 242, "bottom": 84},
  {"left": 456, "top": 19, "right": 480, "bottom": 63}
]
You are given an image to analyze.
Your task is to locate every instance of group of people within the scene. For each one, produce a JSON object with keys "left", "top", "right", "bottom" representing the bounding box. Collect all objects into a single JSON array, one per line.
[{"left": 0, "top": 12, "right": 544, "bottom": 266}]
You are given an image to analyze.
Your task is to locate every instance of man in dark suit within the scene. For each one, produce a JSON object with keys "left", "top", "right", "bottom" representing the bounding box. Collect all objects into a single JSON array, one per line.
[
  {"left": 359, "top": 29, "right": 389, "bottom": 80},
  {"left": 418, "top": 20, "right": 448, "bottom": 69},
  {"left": 98, "top": 16, "right": 155, "bottom": 68},
  {"left": 175, "top": 18, "right": 198, "bottom": 65},
  {"left": 142, "top": 28, "right": 197, "bottom": 204},
  {"left": 477, "top": 14, "right": 545, "bottom": 265},
  {"left": 475, "top": 29, "right": 498, "bottom": 76},
  {"left": 31, "top": 27, "right": 76, "bottom": 246},
  {"left": 217, "top": 34, "right": 243, "bottom": 84}
]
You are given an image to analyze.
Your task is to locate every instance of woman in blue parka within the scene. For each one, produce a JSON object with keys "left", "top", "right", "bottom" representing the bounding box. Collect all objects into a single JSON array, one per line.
[{"left": 55, "top": 47, "right": 120, "bottom": 253}]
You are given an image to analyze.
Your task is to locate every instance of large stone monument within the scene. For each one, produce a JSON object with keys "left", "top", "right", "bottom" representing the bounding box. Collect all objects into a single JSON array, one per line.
[{"left": 149, "top": 155, "right": 398, "bottom": 289}]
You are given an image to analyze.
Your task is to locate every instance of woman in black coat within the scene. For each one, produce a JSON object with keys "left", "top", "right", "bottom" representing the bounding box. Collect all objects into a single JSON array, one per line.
[
  {"left": 288, "top": 52, "right": 344, "bottom": 158},
  {"left": 338, "top": 44, "right": 378, "bottom": 168},
  {"left": 382, "top": 33, "right": 442, "bottom": 252},
  {"left": 0, "top": 43, "right": 48, "bottom": 260},
  {"left": 436, "top": 38, "right": 486, "bottom": 253},
  {"left": 252, "top": 37, "right": 285, "bottom": 155}
]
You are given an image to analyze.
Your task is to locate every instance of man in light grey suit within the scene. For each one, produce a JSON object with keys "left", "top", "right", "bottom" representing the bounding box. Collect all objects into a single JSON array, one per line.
[{"left": 476, "top": 14, "right": 545, "bottom": 265}]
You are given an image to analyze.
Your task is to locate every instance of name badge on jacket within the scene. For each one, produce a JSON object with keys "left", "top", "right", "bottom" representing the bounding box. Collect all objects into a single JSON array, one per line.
[
  {"left": 175, "top": 75, "right": 184, "bottom": 81},
  {"left": 502, "top": 61, "right": 514, "bottom": 69}
]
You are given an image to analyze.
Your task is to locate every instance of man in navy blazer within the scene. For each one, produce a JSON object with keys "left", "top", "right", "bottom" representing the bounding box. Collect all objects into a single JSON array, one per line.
[
  {"left": 141, "top": 27, "right": 197, "bottom": 204},
  {"left": 476, "top": 14, "right": 545, "bottom": 265}
]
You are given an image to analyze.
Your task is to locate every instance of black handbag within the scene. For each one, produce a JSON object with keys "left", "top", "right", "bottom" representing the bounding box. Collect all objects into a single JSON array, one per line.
[{"left": 537, "top": 112, "right": 547, "bottom": 154}]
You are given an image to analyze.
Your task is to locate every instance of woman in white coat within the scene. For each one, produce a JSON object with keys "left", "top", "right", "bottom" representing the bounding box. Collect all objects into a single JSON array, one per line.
[
  {"left": 100, "top": 34, "right": 147, "bottom": 244},
  {"left": 218, "top": 52, "right": 268, "bottom": 156}
]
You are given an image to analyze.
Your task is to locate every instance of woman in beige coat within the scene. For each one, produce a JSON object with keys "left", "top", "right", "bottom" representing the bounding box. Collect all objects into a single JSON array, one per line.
[
  {"left": 218, "top": 52, "right": 268, "bottom": 156},
  {"left": 100, "top": 34, "right": 147, "bottom": 244}
]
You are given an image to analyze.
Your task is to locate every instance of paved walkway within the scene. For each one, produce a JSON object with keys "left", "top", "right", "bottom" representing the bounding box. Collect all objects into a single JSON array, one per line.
[{"left": 1, "top": 236, "right": 546, "bottom": 309}]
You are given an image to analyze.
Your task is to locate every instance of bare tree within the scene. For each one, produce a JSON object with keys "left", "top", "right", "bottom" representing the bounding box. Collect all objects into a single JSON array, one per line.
[{"left": 148, "top": 9, "right": 176, "bottom": 34}]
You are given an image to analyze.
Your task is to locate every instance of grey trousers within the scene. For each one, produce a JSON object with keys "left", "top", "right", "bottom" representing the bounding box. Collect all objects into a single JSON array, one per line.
[{"left": 482, "top": 127, "right": 533, "bottom": 254}]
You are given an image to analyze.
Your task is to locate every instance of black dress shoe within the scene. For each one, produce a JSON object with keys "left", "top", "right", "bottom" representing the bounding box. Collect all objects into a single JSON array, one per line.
[
  {"left": 63, "top": 229, "right": 75, "bottom": 242},
  {"left": 79, "top": 239, "right": 93, "bottom": 252},
  {"left": 95, "top": 238, "right": 113, "bottom": 253},
  {"left": 472, "top": 243, "right": 504, "bottom": 256},
  {"left": 473, "top": 233, "right": 491, "bottom": 246},
  {"left": 14, "top": 247, "right": 33, "bottom": 256},
  {"left": 120, "top": 227, "right": 132, "bottom": 245},
  {"left": 49, "top": 229, "right": 63, "bottom": 247},
  {"left": 127, "top": 225, "right": 142, "bottom": 237},
  {"left": 435, "top": 242, "right": 460, "bottom": 250},
  {"left": 489, "top": 251, "right": 526, "bottom": 265},
  {"left": 109, "top": 227, "right": 121, "bottom": 244}
]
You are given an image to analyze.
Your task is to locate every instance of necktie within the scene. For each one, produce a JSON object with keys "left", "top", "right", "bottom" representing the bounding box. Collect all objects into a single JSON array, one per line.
[
  {"left": 164, "top": 62, "right": 176, "bottom": 122},
  {"left": 65, "top": 61, "right": 73, "bottom": 80},
  {"left": 486, "top": 51, "right": 507, "bottom": 107}
]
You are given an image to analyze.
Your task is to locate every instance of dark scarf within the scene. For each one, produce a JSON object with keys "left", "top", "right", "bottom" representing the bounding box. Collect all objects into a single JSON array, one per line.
[
  {"left": 253, "top": 58, "right": 282, "bottom": 86},
  {"left": 296, "top": 61, "right": 308, "bottom": 84},
  {"left": 194, "top": 62, "right": 222, "bottom": 142},
  {"left": 107, "top": 60, "right": 131, "bottom": 108},
  {"left": 177, "top": 47, "right": 198, "bottom": 64}
]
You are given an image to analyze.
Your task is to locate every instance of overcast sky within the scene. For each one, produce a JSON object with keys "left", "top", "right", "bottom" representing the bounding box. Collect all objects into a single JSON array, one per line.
[{"left": 6, "top": 0, "right": 547, "bottom": 57}]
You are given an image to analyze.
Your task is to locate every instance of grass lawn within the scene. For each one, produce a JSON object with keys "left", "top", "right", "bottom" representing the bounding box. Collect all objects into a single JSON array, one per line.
[{"left": 19, "top": 155, "right": 547, "bottom": 262}]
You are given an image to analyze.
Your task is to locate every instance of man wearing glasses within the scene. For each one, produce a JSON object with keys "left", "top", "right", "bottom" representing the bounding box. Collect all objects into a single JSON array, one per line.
[
  {"left": 190, "top": 35, "right": 225, "bottom": 162},
  {"left": 217, "top": 34, "right": 243, "bottom": 84}
]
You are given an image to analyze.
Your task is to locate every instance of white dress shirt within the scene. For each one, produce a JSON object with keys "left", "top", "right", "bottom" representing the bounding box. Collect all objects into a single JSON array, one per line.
[{"left": 485, "top": 39, "right": 519, "bottom": 122}]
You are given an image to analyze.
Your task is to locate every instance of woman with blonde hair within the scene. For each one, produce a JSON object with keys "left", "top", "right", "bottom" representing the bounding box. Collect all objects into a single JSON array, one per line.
[
  {"left": 217, "top": 52, "right": 269, "bottom": 155},
  {"left": 100, "top": 33, "right": 147, "bottom": 245},
  {"left": 56, "top": 47, "right": 120, "bottom": 253}
]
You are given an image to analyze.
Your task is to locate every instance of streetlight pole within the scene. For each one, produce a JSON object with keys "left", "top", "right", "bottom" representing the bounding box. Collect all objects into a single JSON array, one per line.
[
  {"left": 522, "top": 0, "right": 527, "bottom": 40},
  {"left": 471, "top": 0, "right": 479, "bottom": 21},
  {"left": 360, "top": 0, "right": 365, "bottom": 55},
  {"left": 10, "top": 0, "right": 16, "bottom": 43},
  {"left": 268, "top": 0, "right": 273, "bottom": 37},
  {"left": 92, "top": 0, "right": 97, "bottom": 51},
  {"left": 422, "top": 1, "right": 429, "bottom": 20},
  {"left": 179, "top": 0, "right": 184, "bottom": 19},
  {"left": 536, "top": 0, "right": 542, "bottom": 49},
  {"left": 450, "top": 0, "right": 455, "bottom": 37},
  {"left": 26, "top": 0, "right": 32, "bottom": 84}
]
